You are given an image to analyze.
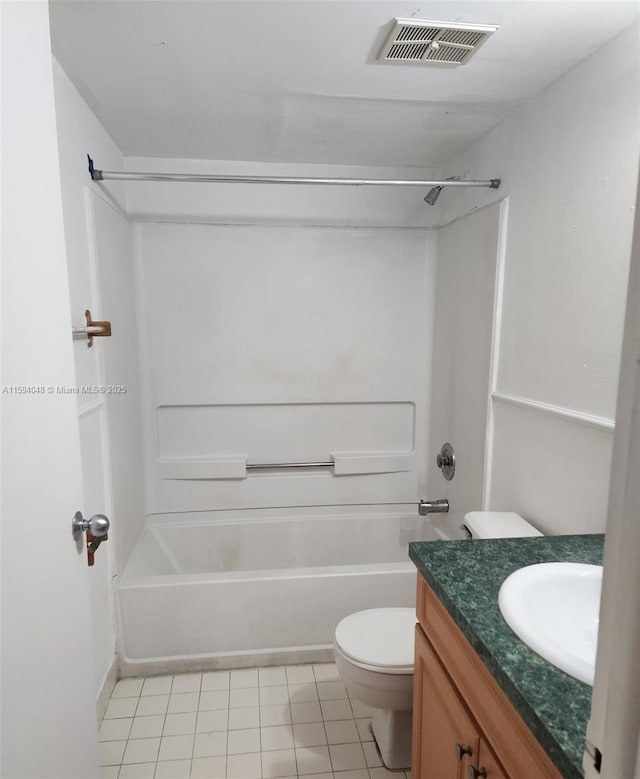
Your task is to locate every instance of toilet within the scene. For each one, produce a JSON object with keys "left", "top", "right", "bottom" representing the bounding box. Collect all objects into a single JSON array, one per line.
[{"left": 333, "top": 511, "right": 542, "bottom": 770}]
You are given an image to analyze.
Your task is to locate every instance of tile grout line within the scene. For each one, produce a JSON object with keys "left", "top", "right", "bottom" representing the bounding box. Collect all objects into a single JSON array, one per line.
[{"left": 314, "top": 666, "right": 333, "bottom": 778}]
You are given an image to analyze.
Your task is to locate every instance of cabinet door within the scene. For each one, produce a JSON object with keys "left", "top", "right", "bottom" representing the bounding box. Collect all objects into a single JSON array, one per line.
[
  {"left": 473, "top": 737, "right": 509, "bottom": 779},
  {"left": 413, "top": 625, "right": 480, "bottom": 779}
]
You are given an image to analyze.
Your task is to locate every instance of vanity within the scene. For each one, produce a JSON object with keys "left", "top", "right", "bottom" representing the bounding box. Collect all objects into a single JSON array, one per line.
[{"left": 409, "top": 534, "right": 604, "bottom": 779}]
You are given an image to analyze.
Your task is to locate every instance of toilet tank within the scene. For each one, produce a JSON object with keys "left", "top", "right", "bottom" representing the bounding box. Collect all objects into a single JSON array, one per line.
[{"left": 463, "top": 511, "right": 543, "bottom": 539}]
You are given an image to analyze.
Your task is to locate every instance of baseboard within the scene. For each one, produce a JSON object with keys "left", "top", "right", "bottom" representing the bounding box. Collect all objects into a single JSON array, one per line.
[
  {"left": 96, "top": 654, "right": 119, "bottom": 722},
  {"left": 119, "top": 644, "right": 335, "bottom": 678}
]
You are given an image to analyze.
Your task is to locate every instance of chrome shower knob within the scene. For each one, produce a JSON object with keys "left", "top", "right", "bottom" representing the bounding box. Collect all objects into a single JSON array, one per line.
[{"left": 436, "top": 442, "right": 455, "bottom": 481}]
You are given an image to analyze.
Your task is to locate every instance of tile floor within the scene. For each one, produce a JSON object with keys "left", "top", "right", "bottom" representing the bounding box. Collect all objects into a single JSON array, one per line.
[{"left": 99, "top": 663, "right": 411, "bottom": 779}]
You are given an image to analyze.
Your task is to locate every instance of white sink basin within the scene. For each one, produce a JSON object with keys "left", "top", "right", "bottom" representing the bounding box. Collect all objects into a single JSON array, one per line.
[{"left": 498, "top": 562, "right": 602, "bottom": 685}]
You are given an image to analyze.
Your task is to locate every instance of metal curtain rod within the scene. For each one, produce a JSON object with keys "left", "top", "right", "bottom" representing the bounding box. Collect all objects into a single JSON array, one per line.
[{"left": 87, "top": 156, "right": 500, "bottom": 190}]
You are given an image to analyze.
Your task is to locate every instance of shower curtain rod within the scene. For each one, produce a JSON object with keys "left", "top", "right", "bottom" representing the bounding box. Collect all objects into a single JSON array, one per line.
[{"left": 87, "top": 156, "right": 500, "bottom": 190}]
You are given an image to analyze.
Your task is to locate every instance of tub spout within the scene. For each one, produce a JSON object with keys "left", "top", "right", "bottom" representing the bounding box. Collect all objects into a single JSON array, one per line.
[{"left": 418, "top": 499, "right": 449, "bottom": 516}]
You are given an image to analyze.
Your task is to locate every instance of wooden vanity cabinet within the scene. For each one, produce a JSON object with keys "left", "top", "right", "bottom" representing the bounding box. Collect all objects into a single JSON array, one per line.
[{"left": 412, "top": 575, "right": 563, "bottom": 779}]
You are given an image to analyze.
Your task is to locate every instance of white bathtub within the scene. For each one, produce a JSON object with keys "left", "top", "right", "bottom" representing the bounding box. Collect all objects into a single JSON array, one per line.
[{"left": 118, "top": 508, "right": 441, "bottom": 673}]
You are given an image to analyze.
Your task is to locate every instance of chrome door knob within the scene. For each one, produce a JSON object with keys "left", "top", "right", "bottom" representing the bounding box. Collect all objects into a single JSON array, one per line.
[
  {"left": 72, "top": 511, "right": 110, "bottom": 538},
  {"left": 467, "top": 767, "right": 488, "bottom": 779}
]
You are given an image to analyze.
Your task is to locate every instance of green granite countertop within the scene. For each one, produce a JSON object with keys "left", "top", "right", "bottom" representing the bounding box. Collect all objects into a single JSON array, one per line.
[{"left": 409, "top": 534, "right": 604, "bottom": 779}]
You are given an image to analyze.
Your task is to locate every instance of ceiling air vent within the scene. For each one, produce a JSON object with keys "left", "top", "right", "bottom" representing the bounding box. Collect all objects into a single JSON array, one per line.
[{"left": 378, "top": 19, "right": 498, "bottom": 67}]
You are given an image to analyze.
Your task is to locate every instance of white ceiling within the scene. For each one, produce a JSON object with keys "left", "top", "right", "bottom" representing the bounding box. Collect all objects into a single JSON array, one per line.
[{"left": 49, "top": 0, "right": 639, "bottom": 168}]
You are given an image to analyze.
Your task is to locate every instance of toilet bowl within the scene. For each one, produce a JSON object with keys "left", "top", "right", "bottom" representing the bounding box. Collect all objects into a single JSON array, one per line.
[
  {"left": 334, "top": 607, "right": 416, "bottom": 770},
  {"left": 334, "top": 511, "right": 542, "bottom": 771}
]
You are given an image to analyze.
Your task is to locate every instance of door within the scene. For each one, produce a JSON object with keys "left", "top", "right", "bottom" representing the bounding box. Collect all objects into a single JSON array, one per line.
[{"left": 1, "top": 3, "right": 101, "bottom": 777}]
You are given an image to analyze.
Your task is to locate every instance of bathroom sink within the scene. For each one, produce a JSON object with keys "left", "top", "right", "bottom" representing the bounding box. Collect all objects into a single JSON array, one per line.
[{"left": 498, "top": 562, "right": 602, "bottom": 685}]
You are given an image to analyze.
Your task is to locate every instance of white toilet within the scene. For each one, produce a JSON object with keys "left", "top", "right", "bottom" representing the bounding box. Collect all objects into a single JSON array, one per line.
[{"left": 333, "top": 511, "right": 542, "bottom": 770}]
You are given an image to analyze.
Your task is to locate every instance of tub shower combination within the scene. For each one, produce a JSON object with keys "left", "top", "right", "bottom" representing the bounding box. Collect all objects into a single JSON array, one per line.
[{"left": 119, "top": 508, "right": 441, "bottom": 669}]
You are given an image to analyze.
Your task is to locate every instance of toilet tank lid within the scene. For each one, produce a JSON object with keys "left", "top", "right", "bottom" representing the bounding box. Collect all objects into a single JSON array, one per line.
[
  {"left": 334, "top": 608, "right": 416, "bottom": 670},
  {"left": 464, "top": 511, "right": 543, "bottom": 539}
]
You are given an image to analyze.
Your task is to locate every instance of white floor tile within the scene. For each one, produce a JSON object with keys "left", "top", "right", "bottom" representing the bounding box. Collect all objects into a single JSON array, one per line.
[
  {"left": 329, "top": 743, "right": 366, "bottom": 771},
  {"left": 259, "top": 686, "right": 289, "bottom": 706},
  {"left": 302, "top": 774, "right": 332, "bottom": 779},
  {"left": 164, "top": 712, "right": 198, "bottom": 737},
  {"left": 142, "top": 676, "right": 173, "bottom": 696},
  {"left": 362, "top": 741, "right": 382, "bottom": 768},
  {"left": 290, "top": 702, "right": 322, "bottom": 724},
  {"left": 324, "top": 720, "right": 359, "bottom": 745},
  {"left": 260, "top": 705, "right": 291, "bottom": 727},
  {"left": 334, "top": 770, "right": 370, "bottom": 779},
  {"left": 295, "top": 745, "right": 332, "bottom": 775},
  {"left": 261, "top": 748, "right": 297, "bottom": 778},
  {"left": 172, "top": 674, "right": 202, "bottom": 694},
  {"left": 193, "top": 731, "right": 227, "bottom": 758},
  {"left": 196, "top": 709, "right": 228, "bottom": 733},
  {"left": 260, "top": 726, "right": 295, "bottom": 752},
  {"left": 230, "top": 669, "right": 259, "bottom": 688},
  {"left": 313, "top": 663, "right": 340, "bottom": 682},
  {"left": 199, "top": 690, "right": 230, "bottom": 711},
  {"left": 292, "top": 722, "right": 327, "bottom": 748},
  {"left": 118, "top": 762, "right": 156, "bottom": 779},
  {"left": 320, "top": 700, "right": 353, "bottom": 721},
  {"left": 155, "top": 758, "right": 192, "bottom": 779},
  {"left": 122, "top": 737, "right": 161, "bottom": 765},
  {"left": 158, "top": 734, "right": 195, "bottom": 762},
  {"left": 191, "top": 755, "right": 226, "bottom": 778},
  {"left": 112, "top": 678, "right": 144, "bottom": 699},
  {"left": 285, "top": 665, "right": 315, "bottom": 685},
  {"left": 258, "top": 667, "right": 287, "bottom": 687},
  {"left": 104, "top": 697, "right": 139, "bottom": 719},
  {"left": 136, "top": 695, "right": 170, "bottom": 717},
  {"left": 130, "top": 715, "right": 165, "bottom": 740},
  {"left": 368, "top": 767, "right": 399, "bottom": 779},
  {"left": 348, "top": 699, "right": 374, "bottom": 718},
  {"left": 227, "top": 728, "right": 260, "bottom": 754},
  {"left": 317, "top": 682, "right": 348, "bottom": 701},
  {"left": 287, "top": 684, "right": 318, "bottom": 703},
  {"left": 98, "top": 717, "right": 133, "bottom": 742},
  {"left": 168, "top": 693, "right": 200, "bottom": 714},
  {"left": 99, "top": 740, "right": 127, "bottom": 766},
  {"left": 355, "top": 719, "right": 373, "bottom": 742},
  {"left": 229, "top": 706, "right": 260, "bottom": 730},
  {"left": 226, "top": 752, "right": 262, "bottom": 779},
  {"left": 100, "top": 766, "right": 119, "bottom": 779},
  {"left": 230, "top": 687, "right": 259, "bottom": 709},
  {"left": 201, "top": 671, "right": 230, "bottom": 691}
]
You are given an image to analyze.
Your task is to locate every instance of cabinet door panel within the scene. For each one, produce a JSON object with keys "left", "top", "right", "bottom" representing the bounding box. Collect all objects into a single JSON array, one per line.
[
  {"left": 413, "top": 625, "right": 480, "bottom": 779},
  {"left": 477, "top": 737, "right": 509, "bottom": 779}
]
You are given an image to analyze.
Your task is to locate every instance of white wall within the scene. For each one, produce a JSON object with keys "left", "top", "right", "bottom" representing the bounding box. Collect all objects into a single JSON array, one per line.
[
  {"left": 135, "top": 221, "right": 437, "bottom": 515},
  {"left": 426, "top": 202, "right": 504, "bottom": 538},
  {"left": 53, "top": 62, "right": 144, "bottom": 698},
  {"left": 432, "top": 23, "right": 639, "bottom": 534}
]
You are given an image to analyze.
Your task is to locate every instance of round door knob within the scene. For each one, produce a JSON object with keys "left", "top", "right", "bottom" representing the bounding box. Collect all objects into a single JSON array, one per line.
[
  {"left": 454, "top": 743, "right": 473, "bottom": 761},
  {"left": 72, "top": 511, "right": 110, "bottom": 538},
  {"left": 467, "top": 767, "right": 488, "bottom": 779}
]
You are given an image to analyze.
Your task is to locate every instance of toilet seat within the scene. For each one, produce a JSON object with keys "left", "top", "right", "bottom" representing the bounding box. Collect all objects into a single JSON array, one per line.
[{"left": 334, "top": 608, "right": 416, "bottom": 675}]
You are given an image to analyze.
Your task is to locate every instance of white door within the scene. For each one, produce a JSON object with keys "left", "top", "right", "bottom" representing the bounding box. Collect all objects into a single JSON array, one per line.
[{"left": 1, "top": 2, "right": 101, "bottom": 777}]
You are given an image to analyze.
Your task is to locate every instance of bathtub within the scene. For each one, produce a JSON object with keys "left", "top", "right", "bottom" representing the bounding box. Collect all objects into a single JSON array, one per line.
[{"left": 118, "top": 507, "right": 442, "bottom": 673}]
